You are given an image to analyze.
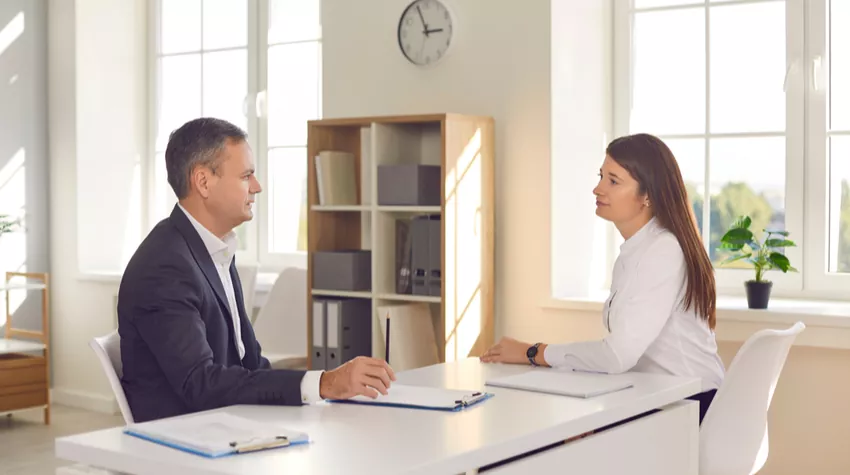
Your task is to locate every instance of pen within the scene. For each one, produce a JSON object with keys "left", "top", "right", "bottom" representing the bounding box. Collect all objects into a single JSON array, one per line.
[{"left": 229, "top": 436, "right": 290, "bottom": 453}]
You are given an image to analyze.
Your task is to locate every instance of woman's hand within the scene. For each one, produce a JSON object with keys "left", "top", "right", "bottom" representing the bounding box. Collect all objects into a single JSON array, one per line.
[{"left": 481, "top": 337, "right": 534, "bottom": 365}]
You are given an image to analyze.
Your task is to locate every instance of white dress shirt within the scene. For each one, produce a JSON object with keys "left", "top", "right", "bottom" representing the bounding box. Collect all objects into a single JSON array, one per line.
[
  {"left": 544, "top": 217, "right": 726, "bottom": 391},
  {"left": 179, "top": 205, "right": 323, "bottom": 403}
]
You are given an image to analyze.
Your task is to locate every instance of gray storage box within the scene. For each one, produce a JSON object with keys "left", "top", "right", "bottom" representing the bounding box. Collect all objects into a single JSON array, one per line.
[
  {"left": 312, "top": 250, "right": 372, "bottom": 291},
  {"left": 377, "top": 164, "right": 441, "bottom": 206}
]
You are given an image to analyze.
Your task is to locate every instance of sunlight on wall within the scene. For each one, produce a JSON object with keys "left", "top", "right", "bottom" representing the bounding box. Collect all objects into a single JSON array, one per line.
[
  {"left": 0, "top": 12, "right": 24, "bottom": 57},
  {"left": 0, "top": 148, "right": 28, "bottom": 326},
  {"left": 444, "top": 130, "right": 483, "bottom": 362}
]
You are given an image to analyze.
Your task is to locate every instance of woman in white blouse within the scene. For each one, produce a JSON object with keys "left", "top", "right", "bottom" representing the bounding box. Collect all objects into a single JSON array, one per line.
[{"left": 482, "top": 133, "right": 725, "bottom": 423}]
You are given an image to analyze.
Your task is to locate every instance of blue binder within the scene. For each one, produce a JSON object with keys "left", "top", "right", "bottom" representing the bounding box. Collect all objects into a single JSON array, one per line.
[
  {"left": 123, "top": 412, "right": 310, "bottom": 458},
  {"left": 329, "top": 384, "right": 494, "bottom": 412}
]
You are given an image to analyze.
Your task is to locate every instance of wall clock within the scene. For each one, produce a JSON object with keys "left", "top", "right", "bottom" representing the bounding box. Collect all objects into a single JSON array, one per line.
[{"left": 397, "top": 0, "right": 454, "bottom": 66}]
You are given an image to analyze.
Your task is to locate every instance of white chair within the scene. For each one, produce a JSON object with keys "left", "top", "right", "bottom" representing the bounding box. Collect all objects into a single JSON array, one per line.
[
  {"left": 699, "top": 321, "right": 806, "bottom": 475},
  {"left": 89, "top": 331, "right": 134, "bottom": 424},
  {"left": 235, "top": 261, "right": 259, "bottom": 322},
  {"left": 252, "top": 267, "right": 308, "bottom": 370}
]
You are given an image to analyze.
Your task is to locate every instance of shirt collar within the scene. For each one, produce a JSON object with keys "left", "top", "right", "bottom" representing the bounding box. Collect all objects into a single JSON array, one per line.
[
  {"left": 178, "top": 203, "right": 238, "bottom": 266},
  {"left": 619, "top": 216, "right": 660, "bottom": 255}
]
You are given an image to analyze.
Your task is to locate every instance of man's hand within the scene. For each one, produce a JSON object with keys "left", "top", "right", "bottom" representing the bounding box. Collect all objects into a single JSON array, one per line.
[{"left": 319, "top": 356, "right": 397, "bottom": 400}]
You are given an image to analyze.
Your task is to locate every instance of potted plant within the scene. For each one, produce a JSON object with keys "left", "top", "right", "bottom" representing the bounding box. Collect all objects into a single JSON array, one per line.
[{"left": 718, "top": 216, "right": 797, "bottom": 309}]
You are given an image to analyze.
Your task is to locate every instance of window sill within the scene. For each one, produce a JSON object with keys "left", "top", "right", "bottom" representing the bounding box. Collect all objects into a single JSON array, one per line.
[{"left": 543, "top": 295, "right": 850, "bottom": 350}]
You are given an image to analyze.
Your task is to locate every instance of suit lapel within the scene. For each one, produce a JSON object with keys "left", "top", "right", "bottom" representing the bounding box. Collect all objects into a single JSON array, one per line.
[{"left": 170, "top": 205, "right": 234, "bottom": 323}]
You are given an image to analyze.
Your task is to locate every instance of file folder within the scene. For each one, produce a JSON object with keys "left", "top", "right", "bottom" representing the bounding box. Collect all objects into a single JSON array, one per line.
[
  {"left": 427, "top": 216, "right": 441, "bottom": 296},
  {"left": 325, "top": 298, "right": 372, "bottom": 370},
  {"left": 311, "top": 299, "right": 327, "bottom": 370},
  {"left": 123, "top": 412, "right": 310, "bottom": 458},
  {"left": 485, "top": 369, "right": 634, "bottom": 398},
  {"left": 329, "top": 384, "right": 493, "bottom": 412},
  {"left": 411, "top": 216, "right": 430, "bottom": 295}
]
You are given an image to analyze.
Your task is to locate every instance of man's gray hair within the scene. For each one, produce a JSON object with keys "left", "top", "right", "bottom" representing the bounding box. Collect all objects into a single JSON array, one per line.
[{"left": 165, "top": 117, "right": 247, "bottom": 199}]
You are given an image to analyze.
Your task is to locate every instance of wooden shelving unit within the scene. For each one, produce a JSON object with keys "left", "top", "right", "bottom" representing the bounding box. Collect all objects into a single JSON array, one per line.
[
  {"left": 0, "top": 272, "right": 50, "bottom": 424},
  {"left": 306, "top": 113, "right": 495, "bottom": 368}
]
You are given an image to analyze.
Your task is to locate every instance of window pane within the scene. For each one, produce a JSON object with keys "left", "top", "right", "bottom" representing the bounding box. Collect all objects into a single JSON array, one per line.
[
  {"left": 829, "top": 137, "right": 850, "bottom": 273},
  {"left": 665, "top": 139, "right": 706, "bottom": 237},
  {"left": 268, "top": 42, "right": 320, "bottom": 147},
  {"left": 708, "top": 137, "right": 786, "bottom": 264},
  {"left": 267, "top": 148, "right": 308, "bottom": 253},
  {"left": 631, "top": 9, "right": 705, "bottom": 134},
  {"left": 161, "top": 0, "right": 201, "bottom": 54},
  {"left": 202, "top": 50, "right": 248, "bottom": 131},
  {"left": 269, "top": 0, "right": 321, "bottom": 44},
  {"left": 157, "top": 55, "right": 201, "bottom": 151},
  {"left": 203, "top": 0, "right": 248, "bottom": 50},
  {"left": 710, "top": 2, "right": 786, "bottom": 134},
  {"left": 153, "top": 152, "right": 174, "bottom": 221},
  {"left": 831, "top": 0, "right": 850, "bottom": 130}
]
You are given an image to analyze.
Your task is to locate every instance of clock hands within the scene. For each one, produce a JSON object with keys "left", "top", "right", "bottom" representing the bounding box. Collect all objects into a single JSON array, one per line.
[
  {"left": 416, "top": 6, "right": 429, "bottom": 36},
  {"left": 424, "top": 28, "right": 443, "bottom": 34}
]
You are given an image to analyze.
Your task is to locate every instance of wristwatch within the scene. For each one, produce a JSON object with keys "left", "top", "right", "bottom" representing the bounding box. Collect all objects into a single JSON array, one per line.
[{"left": 527, "top": 343, "right": 542, "bottom": 366}]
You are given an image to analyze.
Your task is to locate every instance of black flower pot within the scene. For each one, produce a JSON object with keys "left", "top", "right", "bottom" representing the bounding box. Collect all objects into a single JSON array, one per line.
[{"left": 745, "top": 280, "right": 773, "bottom": 309}]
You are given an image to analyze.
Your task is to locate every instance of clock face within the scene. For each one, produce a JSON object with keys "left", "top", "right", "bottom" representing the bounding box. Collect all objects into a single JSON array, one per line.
[{"left": 397, "top": 0, "right": 454, "bottom": 66}]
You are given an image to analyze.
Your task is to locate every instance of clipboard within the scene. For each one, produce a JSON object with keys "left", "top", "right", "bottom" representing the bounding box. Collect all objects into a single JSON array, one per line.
[
  {"left": 123, "top": 412, "right": 310, "bottom": 458},
  {"left": 329, "top": 384, "right": 494, "bottom": 412}
]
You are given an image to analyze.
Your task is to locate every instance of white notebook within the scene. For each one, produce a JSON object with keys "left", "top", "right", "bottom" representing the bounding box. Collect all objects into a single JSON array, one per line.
[
  {"left": 331, "top": 384, "right": 493, "bottom": 411},
  {"left": 485, "top": 370, "right": 634, "bottom": 398},
  {"left": 124, "top": 412, "right": 310, "bottom": 458}
]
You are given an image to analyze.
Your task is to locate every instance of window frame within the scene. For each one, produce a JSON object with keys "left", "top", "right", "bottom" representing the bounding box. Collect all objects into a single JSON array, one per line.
[
  {"left": 147, "top": 0, "right": 319, "bottom": 272},
  {"left": 599, "top": 0, "right": 850, "bottom": 301}
]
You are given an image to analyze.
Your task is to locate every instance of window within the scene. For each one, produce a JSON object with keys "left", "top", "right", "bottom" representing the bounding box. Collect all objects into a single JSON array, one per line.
[
  {"left": 150, "top": 0, "right": 320, "bottom": 269},
  {"left": 556, "top": 0, "right": 850, "bottom": 300}
]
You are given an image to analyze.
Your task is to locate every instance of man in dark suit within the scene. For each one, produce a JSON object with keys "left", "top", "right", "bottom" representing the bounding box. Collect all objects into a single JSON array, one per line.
[{"left": 118, "top": 118, "right": 395, "bottom": 423}]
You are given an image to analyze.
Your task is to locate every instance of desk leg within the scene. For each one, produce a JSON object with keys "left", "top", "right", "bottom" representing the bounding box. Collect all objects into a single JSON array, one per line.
[{"left": 482, "top": 400, "right": 699, "bottom": 475}]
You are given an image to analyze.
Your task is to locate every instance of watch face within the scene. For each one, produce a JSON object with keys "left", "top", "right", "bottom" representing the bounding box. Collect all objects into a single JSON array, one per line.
[
  {"left": 397, "top": 0, "right": 454, "bottom": 66},
  {"left": 526, "top": 345, "right": 538, "bottom": 358}
]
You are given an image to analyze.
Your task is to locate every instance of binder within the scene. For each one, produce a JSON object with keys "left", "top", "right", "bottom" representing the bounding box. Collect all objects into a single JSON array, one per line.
[
  {"left": 329, "top": 384, "right": 493, "bottom": 412},
  {"left": 123, "top": 412, "right": 310, "bottom": 458},
  {"left": 485, "top": 369, "right": 634, "bottom": 398},
  {"left": 311, "top": 299, "right": 327, "bottom": 370},
  {"left": 395, "top": 219, "right": 413, "bottom": 294},
  {"left": 411, "top": 216, "right": 430, "bottom": 295},
  {"left": 427, "top": 216, "right": 441, "bottom": 296},
  {"left": 325, "top": 298, "right": 372, "bottom": 370}
]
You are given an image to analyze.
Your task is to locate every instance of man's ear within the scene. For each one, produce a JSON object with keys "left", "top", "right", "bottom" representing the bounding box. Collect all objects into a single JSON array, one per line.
[{"left": 192, "top": 166, "right": 212, "bottom": 199}]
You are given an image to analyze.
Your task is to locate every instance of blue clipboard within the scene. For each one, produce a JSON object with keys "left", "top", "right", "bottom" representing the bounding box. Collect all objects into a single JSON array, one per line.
[{"left": 328, "top": 384, "right": 494, "bottom": 412}]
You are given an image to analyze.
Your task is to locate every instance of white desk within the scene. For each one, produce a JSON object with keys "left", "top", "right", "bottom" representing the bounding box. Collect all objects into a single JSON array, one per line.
[{"left": 55, "top": 359, "right": 702, "bottom": 475}]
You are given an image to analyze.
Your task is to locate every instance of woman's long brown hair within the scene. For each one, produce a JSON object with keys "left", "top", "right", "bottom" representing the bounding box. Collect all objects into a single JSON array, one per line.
[{"left": 606, "top": 134, "right": 717, "bottom": 330}]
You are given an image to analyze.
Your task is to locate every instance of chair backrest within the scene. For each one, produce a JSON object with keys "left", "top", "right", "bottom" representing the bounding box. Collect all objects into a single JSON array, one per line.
[
  {"left": 236, "top": 261, "right": 260, "bottom": 322},
  {"left": 89, "top": 330, "right": 134, "bottom": 424},
  {"left": 252, "top": 267, "right": 306, "bottom": 356},
  {"left": 700, "top": 322, "right": 805, "bottom": 475}
]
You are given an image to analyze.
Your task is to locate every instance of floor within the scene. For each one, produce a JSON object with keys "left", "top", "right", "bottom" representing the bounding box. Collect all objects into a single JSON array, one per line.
[{"left": 0, "top": 405, "right": 124, "bottom": 475}]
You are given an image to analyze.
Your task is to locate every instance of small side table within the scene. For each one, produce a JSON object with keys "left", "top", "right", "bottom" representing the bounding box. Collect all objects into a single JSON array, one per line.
[{"left": 0, "top": 272, "right": 50, "bottom": 424}]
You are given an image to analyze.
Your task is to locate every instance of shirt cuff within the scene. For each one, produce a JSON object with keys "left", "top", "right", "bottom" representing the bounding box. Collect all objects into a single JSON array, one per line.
[{"left": 300, "top": 370, "right": 324, "bottom": 404}]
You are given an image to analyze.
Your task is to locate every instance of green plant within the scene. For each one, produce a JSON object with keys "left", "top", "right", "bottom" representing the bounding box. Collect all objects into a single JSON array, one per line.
[
  {"left": 0, "top": 214, "right": 18, "bottom": 237},
  {"left": 718, "top": 215, "right": 798, "bottom": 282}
]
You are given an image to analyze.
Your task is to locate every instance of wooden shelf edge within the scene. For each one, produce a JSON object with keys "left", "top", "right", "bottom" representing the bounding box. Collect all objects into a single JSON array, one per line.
[
  {"left": 376, "top": 293, "right": 441, "bottom": 303},
  {"left": 311, "top": 290, "right": 373, "bottom": 299}
]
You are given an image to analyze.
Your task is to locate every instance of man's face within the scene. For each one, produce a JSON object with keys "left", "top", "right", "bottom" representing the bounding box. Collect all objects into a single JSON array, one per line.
[{"left": 205, "top": 139, "right": 261, "bottom": 231}]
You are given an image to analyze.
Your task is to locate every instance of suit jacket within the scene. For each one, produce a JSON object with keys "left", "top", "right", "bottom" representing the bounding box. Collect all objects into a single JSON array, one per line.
[{"left": 118, "top": 205, "right": 305, "bottom": 423}]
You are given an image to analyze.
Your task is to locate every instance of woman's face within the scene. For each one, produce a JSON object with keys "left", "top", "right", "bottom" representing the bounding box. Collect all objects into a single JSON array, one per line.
[{"left": 593, "top": 155, "right": 648, "bottom": 225}]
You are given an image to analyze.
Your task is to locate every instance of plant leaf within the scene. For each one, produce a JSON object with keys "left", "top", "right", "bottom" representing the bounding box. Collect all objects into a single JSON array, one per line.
[
  {"left": 764, "top": 229, "right": 790, "bottom": 236},
  {"left": 767, "top": 252, "right": 793, "bottom": 272},
  {"left": 731, "top": 216, "right": 752, "bottom": 230},
  {"left": 720, "top": 228, "right": 754, "bottom": 245},
  {"left": 718, "top": 242, "right": 746, "bottom": 251},
  {"left": 720, "top": 252, "right": 752, "bottom": 265},
  {"left": 764, "top": 238, "right": 796, "bottom": 248}
]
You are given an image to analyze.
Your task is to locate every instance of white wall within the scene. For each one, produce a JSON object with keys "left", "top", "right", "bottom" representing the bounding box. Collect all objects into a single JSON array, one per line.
[
  {"left": 48, "top": 0, "right": 145, "bottom": 412},
  {"left": 322, "top": 0, "right": 553, "bottom": 341}
]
